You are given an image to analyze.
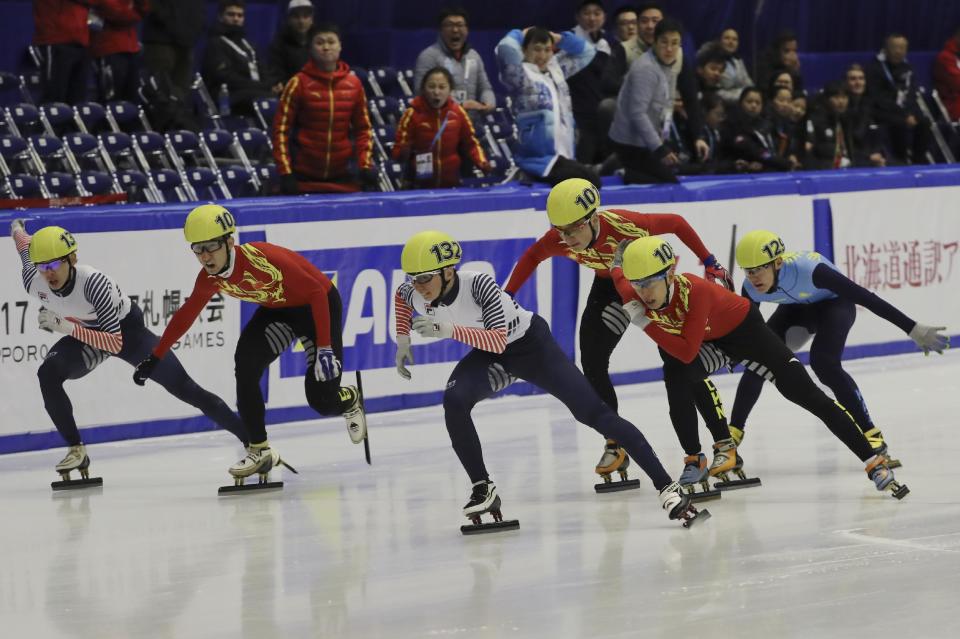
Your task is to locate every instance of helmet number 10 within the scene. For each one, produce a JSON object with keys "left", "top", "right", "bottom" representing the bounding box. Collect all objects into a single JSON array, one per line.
[
  {"left": 215, "top": 211, "right": 236, "bottom": 232},
  {"left": 574, "top": 185, "right": 599, "bottom": 212},
  {"left": 429, "top": 241, "right": 461, "bottom": 264},
  {"left": 653, "top": 242, "right": 674, "bottom": 265}
]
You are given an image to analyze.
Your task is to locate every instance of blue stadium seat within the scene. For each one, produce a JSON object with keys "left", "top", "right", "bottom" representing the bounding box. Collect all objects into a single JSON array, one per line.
[
  {"left": 370, "top": 66, "right": 403, "bottom": 98},
  {"left": 63, "top": 132, "right": 99, "bottom": 157},
  {"left": 106, "top": 100, "right": 140, "bottom": 131},
  {"left": 41, "top": 102, "right": 75, "bottom": 132},
  {"left": 0, "top": 134, "right": 28, "bottom": 160},
  {"left": 7, "top": 173, "right": 42, "bottom": 197},
  {"left": 255, "top": 163, "right": 277, "bottom": 184},
  {"left": 29, "top": 134, "right": 64, "bottom": 160},
  {"left": 117, "top": 169, "right": 148, "bottom": 189},
  {"left": 7, "top": 103, "right": 42, "bottom": 134},
  {"left": 100, "top": 131, "right": 133, "bottom": 155},
  {"left": 0, "top": 72, "right": 21, "bottom": 108},
  {"left": 237, "top": 127, "right": 269, "bottom": 153},
  {"left": 76, "top": 102, "right": 107, "bottom": 132},
  {"left": 42, "top": 172, "right": 77, "bottom": 196},
  {"left": 167, "top": 129, "right": 200, "bottom": 154},
  {"left": 253, "top": 97, "right": 278, "bottom": 131},
  {"left": 79, "top": 171, "right": 115, "bottom": 195},
  {"left": 222, "top": 164, "right": 252, "bottom": 191},
  {"left": 186, "top": 166, "right": 217, "bottom": 189},
  {"left": 133, "top": 131, "right": 165, "bottom": 154},
  {"left": 201, "top": 129, "right": 234, "bottom": 154}
]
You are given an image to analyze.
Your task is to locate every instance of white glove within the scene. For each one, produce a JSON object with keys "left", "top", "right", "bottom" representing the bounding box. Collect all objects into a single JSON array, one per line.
[
  {"left": 909, "top": 323, "right": 949, "bottom": 355},
  {"left": 611, "top": 239, "right": 631, "bottom": 270},
  {"left": 622, "top": 300, "right": 650, "bottom": 329},
  {"left": 10, "top": 218, "right": 25, "bottom": 236},
  {"left": 411, "top": 315, "right": 454, "bottom": 339},
  {"left": 396, "top": 334, "right": 414, "bottom": 379},
  {"left": 38, "top": 308, "right": 74, "bottom": 335},
  {"left": 314, "top": 347, "right": 342, "bottom": 381}
]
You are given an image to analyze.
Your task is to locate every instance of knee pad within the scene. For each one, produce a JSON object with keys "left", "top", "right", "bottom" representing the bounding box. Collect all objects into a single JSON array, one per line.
[
  {"left": 600, "top": 301, "right": 630, "bottom": 336},
  {"left": 487, "top": 362, "right": 515, "bottom": 393},
  {"left": 784, "top": 326, "right": 813, "bottom": 352}
]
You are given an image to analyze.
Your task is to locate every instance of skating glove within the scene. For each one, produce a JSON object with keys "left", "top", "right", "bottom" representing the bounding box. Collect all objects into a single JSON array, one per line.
[
  {"left": 611, "top": 239, "right": 631, "bottom": 270},
  {"left": 412, "top": 315, "right": 454, "bottom": 339},
  {"left": 38, "top": 308, "right": 74, "bottom": 335},
  {"left": 314, "top": 347, "right": 342, "bottom": 382},
  {"left": 908, "top": 323, "right": 950, "bottom": 355},
  {"left": 622, "top": 300, "right": 650, "bottom": 329},
  {"left": 703, "top": 255, "right": 735, "bottom": 291},
  {"left": 133, "top": 354, "right": 159, "bottom": 386},
  {"left": 395, "top": 334, "right": 414, "bottom": 379},
  {"left": 10, "top": 218, "right": 25, "bottom": 236}
]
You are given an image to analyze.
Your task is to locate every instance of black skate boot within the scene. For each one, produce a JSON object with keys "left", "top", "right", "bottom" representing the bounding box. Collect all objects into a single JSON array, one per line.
[
  {"left": 659, "top": 481, "right": 710, "bottom": 529},
  {"left": 594, "top": 439, "right": 641, "bottom": 493},
  {"left": 460, "top": 480, "right": 520, "bottom": 535}
]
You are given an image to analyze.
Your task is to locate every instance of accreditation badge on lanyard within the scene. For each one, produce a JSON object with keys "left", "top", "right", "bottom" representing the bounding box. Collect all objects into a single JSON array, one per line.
[{"left": 416, "top": 111, "right": 451, "bottom": 181}]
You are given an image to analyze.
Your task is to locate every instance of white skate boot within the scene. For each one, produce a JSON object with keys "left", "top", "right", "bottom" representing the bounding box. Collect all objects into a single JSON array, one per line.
[
  {"left": 659, "top": 481, "right": 710, "bottom": 528},
  {"left": 51, "top": 444, "right": 102, "bottom": 490},
  {"left": 866, "top": 456, "right": 909, "bottom": 500},
  {"left": 460, "top": 479, "right": 519, "bottom": 535},
  {"left": 340, "top": 385, "right": 367, "bottom": 444}
]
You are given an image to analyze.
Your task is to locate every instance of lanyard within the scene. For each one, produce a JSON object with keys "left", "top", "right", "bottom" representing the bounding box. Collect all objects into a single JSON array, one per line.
[
  {"left": 430, "top": 111, "right": 452, "bottom": 150},
  {"left": 220, "top": 36, "right": 260, "bottom": 82}
]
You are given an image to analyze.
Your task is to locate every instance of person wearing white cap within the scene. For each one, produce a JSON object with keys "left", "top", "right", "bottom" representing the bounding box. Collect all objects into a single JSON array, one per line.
[{"left": 267, "top": 0, "right": 315, "bottom": 86}]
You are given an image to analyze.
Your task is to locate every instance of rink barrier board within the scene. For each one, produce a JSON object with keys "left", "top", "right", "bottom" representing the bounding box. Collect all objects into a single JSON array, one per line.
[{"left": 1, "top": 165, "right": 958, "bottom": 455}]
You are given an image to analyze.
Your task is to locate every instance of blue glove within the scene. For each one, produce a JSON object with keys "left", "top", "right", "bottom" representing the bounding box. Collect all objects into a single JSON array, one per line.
[{"left": 314, "top": 347, "right": 342, "bottom": 381}]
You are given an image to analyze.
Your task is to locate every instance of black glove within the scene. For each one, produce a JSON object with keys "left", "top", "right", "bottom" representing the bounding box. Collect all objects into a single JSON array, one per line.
[
  {"left": 280, "top": 173, "right": 299, "bottom": 195},
  {"left": 133, "top": 354, "right": 159, "bottom": 386},
  {"left": 359, "top": 168, "right": 380, "bottom": 192}
]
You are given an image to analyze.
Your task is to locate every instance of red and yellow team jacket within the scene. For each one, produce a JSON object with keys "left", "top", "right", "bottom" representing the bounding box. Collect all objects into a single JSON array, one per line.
[
  {"left": 273, "top": 59, "right": 373, "bottom": 181},
  {"left": 90, "top": 0, "right": 149, "bottom": 57},
  {"left": 613, "top": 270, "right": 751, "bottom": 364},
  {"left": 504, "top": 210, "right": 712, "bottom": 294},
  {"left": 153, "top": 242, "right": 335, "bottom": 357},
  {"left": 392, "top": 95, "right": 488, "bottom": 188},
  {"left": 33, "top": 0, "right": 91, "bottom": 46}
]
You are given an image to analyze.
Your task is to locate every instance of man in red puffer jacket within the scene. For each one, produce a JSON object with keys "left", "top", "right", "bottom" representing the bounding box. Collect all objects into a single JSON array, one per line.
[
  {"left": 33, "top": 0, "right": 92, "bottom": 104},
  {"left": 90, "top": 0, "right": 149, "bottom": 102},
  {"left": 273, "top": 23, "right": 374, "bottom": 194},
  {"left": 934, "top": 28, "right": 960, "bottom": 122},
  {"left": 393, "top": 66, "right": 490, "bottom": 189}
]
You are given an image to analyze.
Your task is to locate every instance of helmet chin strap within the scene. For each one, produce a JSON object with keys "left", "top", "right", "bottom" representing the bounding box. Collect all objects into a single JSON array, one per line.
[
  {"left": 215, "top": 241, "right": 234, "bottom": 277},
  {"left": 651, "top": 276, "right": 673, "bottom": 311},
  {"left": 585, "top": 213, "right": 600, "bottom": 248}
]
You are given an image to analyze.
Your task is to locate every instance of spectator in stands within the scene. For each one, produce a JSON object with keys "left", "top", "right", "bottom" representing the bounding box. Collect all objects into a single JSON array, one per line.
[
  {"left": 712, "top": 28, "right": 752, "bottom": 105},
  {"left": 699, "top": 92, "right": 741, "bottom": 173},
  {"left": 756, "top": 30, "right": 804, "bottom": 94},
  {"left": 695, "top": 44, "right": 726, "bottom": 100},
  {"left": 845, "top": 63, "right": 886, "bottom": 165},
  {"left": 770, "top": 70, "right": 796, "bottom": 96},
  {"left": 612, "top": 5, "right": 643, "bottom": 66},
  {"left": 273, "top": 23, "right": 375, "bottom": 194},
  {"left": 414, "top": 7, "right": 495, "bottom": 114},
  {"left": 32, "top": 0, "right": 92, "bottom": 104},
  {"left": 142, "top": 0, "right": 205, "bottom": 101},
  {"left": 568, "top": 0, "right": 621, "bottom": 166},
  {"left": 202, "top": 0, "right": 282, "bottom": 117},
  {"left": 807, "top": 81, "right": 857, "bottom": 169},
  {"left": 266, "top": 0, "right": 314, "bottom": 87},
  {"left": 392, "top": 67, "right": 490, "bottom": 189},
  {"left": 608, "top": 18, "right": 689, "bottom": 184},
  {"left": 866, "top": 34, "right": 933, "bottom": 164},
  {"left": 90, "top": 0, "right": 149, "bottom": 103},
  {"left": 934, "top": 27, "right": 960, "bottom": 122},
  {"left": 722, "top": 86, "right": 790, "bottom": 172},
  {"left": 769, "top": 86, "right": 803, "bottom": 170},
  {"left": 495, "top": 26, "right": 600, "bottom": 187}
]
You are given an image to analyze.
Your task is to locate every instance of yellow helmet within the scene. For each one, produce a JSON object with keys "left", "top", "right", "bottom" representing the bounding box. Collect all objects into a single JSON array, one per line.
[
  {"left": 546, "top": 177, "right": 601, "bottom": 227},
  {"left": 735, "top": 230, "right": 785, "bottom": 269},
  {"left": 29, "top": 226, "right": 78, "bottom": 264},
  {"left": 401, "top": 230, "right": 462, "bottom": 274},
  {"left": 621, "top": 236, "right": 676, "bottom": 281},
  {"left": 183, "top": 204, "right": 236, "bottom": 243}
]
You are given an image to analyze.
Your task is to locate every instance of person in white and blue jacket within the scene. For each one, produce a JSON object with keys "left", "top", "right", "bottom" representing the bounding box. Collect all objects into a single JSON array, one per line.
[
  {"left": 730, "top": 229, "right": 949, "bottom": 466},
  {"left": 495, "top": 26, "right": 600, "bottom": 187}
]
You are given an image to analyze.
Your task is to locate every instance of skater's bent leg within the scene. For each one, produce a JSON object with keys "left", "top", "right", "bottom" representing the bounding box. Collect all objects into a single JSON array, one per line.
[
  {"left": 730, "top": 370, "right": 765, "bottom": 430},
  {"left": 234, "top": 309, "right": 290, "bottom": 444},
  {"left": 808, "top": 301, "right": 874, "bottom": 430},
  {"left": 661, "top": 351, "right": 704, "bottom": 456},
  {"left": 579, "top": 278, "right": 629, "bottom": 412},
  {"left": 692, "top": 378, "right": 730, "bottom": 443},
  {"left": 37, "top": 337, "right": 96, "bottom": 446},
  {"left": 443, "top": 351, "right": 499, "bottom": 484}
]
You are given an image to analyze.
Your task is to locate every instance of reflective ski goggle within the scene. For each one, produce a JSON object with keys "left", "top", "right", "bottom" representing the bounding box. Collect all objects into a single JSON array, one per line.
[
  {"left": 553, "top": 213, "right": 594, "bottom": 237},
  {"left": 191, "top": 239, "right": 225, "bottom": 255},
  {"left": 630, "top": 273, "right": 668, "bottom": 290},
  {"left": 35, "top": 258, "right": 66, "bottom": 272},
  {"left": 407, "top": 270, "right": 441, "bottom": 285},
  {"left": 743, "top": 263, "right": 774, "bottom": 277}
]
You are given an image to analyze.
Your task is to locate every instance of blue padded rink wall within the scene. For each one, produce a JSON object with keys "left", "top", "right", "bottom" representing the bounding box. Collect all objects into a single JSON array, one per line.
[{"left": 0, "top": 167, "right": 958, "bottom": 638}]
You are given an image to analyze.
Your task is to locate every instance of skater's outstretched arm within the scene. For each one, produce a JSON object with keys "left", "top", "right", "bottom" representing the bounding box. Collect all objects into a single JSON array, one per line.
[
  {"left": 10, "top": 220, "right": 39, "bottom": 294},
  {"left": 503, "top": 231, "right": 565, "bottom": 295},
  {"left": 152, "top": 271, "right": 217, "bottom": 358}
]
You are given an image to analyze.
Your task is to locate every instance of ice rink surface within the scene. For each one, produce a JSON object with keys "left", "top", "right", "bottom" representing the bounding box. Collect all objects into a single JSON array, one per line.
[{"left": 1, "top": 352, "right": 959, "bottom": 638}]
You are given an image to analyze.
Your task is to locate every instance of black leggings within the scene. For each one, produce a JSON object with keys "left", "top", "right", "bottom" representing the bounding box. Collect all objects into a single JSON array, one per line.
[
  {"left": 581, "top": 277, "right": 730, "bottom": 445},
  {"left": 544, "top": 156, "right": 602, "bottom": 188},
  {"left": 234, "top": 289, "right": 348, "bottom": 444},
  {"left": 442, "top": 315, "right": 672, "bottom": 490},
  {"left": 613, "top": 142, "right": 679, "bottom": 184},
  {"left": 38, "top": 303, "right": 247, "bottom": 446},
  {"left": 731, "top": 299, "right": 874, "bottom": 434},
  {"left": 663, "top": 306, "right": 874, "bottom": 461}
]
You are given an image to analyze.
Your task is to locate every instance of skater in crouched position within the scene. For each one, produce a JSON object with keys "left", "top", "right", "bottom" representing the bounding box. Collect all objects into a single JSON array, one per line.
[
  {"left": 133, "top": 204, "right": 367, "bottom": 484},
  {"left": 612, "top": 235, "right": 909, "bottom": 499},
  {"left": 10, "top": 220, "right": 247, "bottom": 485},
  {"left": 730, "top": 230, "right": 950, "bottom": 466},
  {"left": 393, "top": 230, "right": 707, "bottom": 530},
  {"left": 505, "top": 177, "right": 736, "bottom": 488}
]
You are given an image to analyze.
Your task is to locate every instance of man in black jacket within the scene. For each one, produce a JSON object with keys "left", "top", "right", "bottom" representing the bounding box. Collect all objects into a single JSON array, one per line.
[
  {"left": 142, "top": 0, "right": 206, "bottom": 100},
  {"left": 202, "top": 0, "right": 283, "bottom": 117},
  {"left": 267, "top": 0, "right": 315, "bottom": 86},
  {"left": 865, "top": 34, "right": 931, "bottom": 164}
]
